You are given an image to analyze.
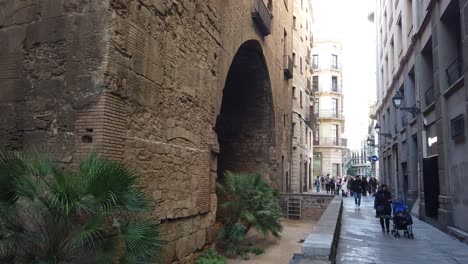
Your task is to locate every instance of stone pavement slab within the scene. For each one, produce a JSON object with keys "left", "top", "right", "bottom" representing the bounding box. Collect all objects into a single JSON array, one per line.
[{"left": 336, "top": 195, "right": 468, "bottom": 264}]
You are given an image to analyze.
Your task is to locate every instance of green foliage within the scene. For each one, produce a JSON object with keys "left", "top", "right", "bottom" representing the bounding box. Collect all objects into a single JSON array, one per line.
[
  {"left": 0, "top": 151, "right": 165, "bottom": 264},
  {"left": 216, "top": 171, "right": 282, "bottom": 257},
  {"left": 195, "top": 249, "right": 226, "bottom": 264}
]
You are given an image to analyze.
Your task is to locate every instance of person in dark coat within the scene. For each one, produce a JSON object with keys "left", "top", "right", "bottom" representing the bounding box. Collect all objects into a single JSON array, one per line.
[
  {"left": 361, "top": 177, "right": 368, "bottom": 196},
  {"left": 374, "top": 184, "right": 392, "bottom": 233},
  {"left": 347, "top": 176, "right": 354, "bottom": 196},
  {"left": 350, "top": 176, "right": 362, "bottom": 209}
]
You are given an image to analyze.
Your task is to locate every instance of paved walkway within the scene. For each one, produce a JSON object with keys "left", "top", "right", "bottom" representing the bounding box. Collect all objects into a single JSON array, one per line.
[{"left": 337, "top": 195, "right": 468, "bottom": 264}]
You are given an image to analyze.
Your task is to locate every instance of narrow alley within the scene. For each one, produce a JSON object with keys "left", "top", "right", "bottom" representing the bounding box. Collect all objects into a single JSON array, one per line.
[{"left": 337, "top": 196, "right": 468, "bottom": 264}]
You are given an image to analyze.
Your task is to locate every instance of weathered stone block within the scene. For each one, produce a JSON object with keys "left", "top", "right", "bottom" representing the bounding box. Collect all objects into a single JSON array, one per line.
[
  {"left": 26, "top": 17, "right": 66, "bottom": 48},
  {"left": 194, "top": 229, "right": 206, "bottom": 250},
  {"left": 42, "top": 0, "right": 64, "bottom": 19},
  {"left": 206, "top": 225, "right": 217, "bottom": 244},
  {"left": 175, "top": 233, "right": 197, "bottom": 260},
  {"left": 160, "top": 241, "right": 176, "bottom": 264}
]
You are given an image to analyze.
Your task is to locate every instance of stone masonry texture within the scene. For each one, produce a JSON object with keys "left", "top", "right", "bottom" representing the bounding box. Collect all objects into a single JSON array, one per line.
[{"left": 0, "top": 0, "right": 293, "bottom": 263}]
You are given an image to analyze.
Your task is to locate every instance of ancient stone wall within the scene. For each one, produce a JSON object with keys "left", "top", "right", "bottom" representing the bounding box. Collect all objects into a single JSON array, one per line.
[
  {"left": 0, "top": 0, "right": 112, "bottom": 159},
  {"left": 0, "top": 0, "right": 293, "bottom": 263},
  {"left": 280, "top": 193, "right": 335, "bottom": 220}
]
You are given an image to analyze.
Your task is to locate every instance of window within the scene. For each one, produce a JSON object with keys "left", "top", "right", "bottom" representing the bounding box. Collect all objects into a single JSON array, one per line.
[
  {"left": 293, "top": 16, "right": 297, "bottom": 29},
  {"left": 332, "top": 163, "right": 339, "bottom": 177},
  {"left": 314, "top": 98, "right": 319, "bottom": 114},
  {"left": 305, "top": 128, "right": 308, "bottom": 143},
  {"left": 300, "top": 90, "right": 303, "bottom": 108},
  {"left": 451, "top": 115, "right": 465, "bottom": 141},
  {"left": 292, "top": 52, "right": 296, "bottom": 66},
  {"left": 312, "top": 54, "right": 318, "bottom": 68},
  {"left": 292, "top": 86, "right": 296, "bottom": 98},
  {"left": 332, "top": 98, "right": 338, "bottom": 117},
  {"left": 332, "top": 124, "right": 338, "bottom": 144},
  {"left": 332, "top": 76, "right": 338, "bottom": 91},
  {"left": 313, "top": 76, "right": 319, "bottom": 91},
  {"left": 300, "top": 57, "right": 303, "bottom": 74},
  {"left": 331, "top": 54, "right": 338, "bottom": 69},
  {"left": 300, "top": 122, "right": 303, "bottom": 143}
]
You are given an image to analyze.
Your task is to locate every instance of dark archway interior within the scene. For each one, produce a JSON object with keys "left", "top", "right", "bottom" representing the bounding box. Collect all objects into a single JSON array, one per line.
[{"left": 215, "top": 40, "right": 276, "bottom": 183}]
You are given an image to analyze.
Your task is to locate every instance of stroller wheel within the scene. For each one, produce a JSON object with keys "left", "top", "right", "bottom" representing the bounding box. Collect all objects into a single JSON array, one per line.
[
  {"left": 410, "top": 234, "right": 414, "bottom": 239},
  {"left": 396, "top": 233, "right": 400, "bottom": 238}
]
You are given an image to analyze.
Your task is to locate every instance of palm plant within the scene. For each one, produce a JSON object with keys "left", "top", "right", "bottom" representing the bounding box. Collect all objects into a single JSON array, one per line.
[
  {"left": 216, "top": 171, "right": 282, "bottom": 257},
  {"left": 0, "top": 151, "right": 165, "bottom": 264}
]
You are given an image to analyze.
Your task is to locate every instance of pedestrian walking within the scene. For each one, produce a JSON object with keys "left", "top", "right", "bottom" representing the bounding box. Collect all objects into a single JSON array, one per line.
[
  {"left": 374, "top": 184, "right": 392, "bottom": 233},
  {"left": 330, "top": 177, "right": 336, "bottom": 195},
  {"left": 314, "top": 176, "right": 320, "bottom": 193},
  {"left": 336, "top": 177, "right": 342, "bottom": 195},
  {"left": 320, "top": 175, "right": 325, "bottom": 191},
  {"left": 347, "top": 176, "right": 354, "bottom": 196},
  {"left": 341, "top": 177, "right": 348, "bottom": 196},
  {"left": 325, "top": 174, "right": 331, "bottom": 194},
  {"left": 361, "top": 177, "right": 368, "bottom": 197},
  {"left": 350, "top": 176, "right": 362, "bottom": 209},
  {"left": 371, "top": 177, "right": 378, "bottom": 196}
]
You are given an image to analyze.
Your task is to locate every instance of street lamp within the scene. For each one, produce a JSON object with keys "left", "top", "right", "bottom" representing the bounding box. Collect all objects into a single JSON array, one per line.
[
  {"left": 366, "top": 137, "right": 375, "bottom": 146},
  {"left": 392, "top": 91, "right": 420, "bottom": 114},
  {"left": 374, "top": 123, "right": 392, "bottom": 138}
]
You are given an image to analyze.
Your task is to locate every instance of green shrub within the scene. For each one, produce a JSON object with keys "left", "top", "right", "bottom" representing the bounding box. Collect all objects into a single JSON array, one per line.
[
  {"left": 196, "top": 248, "right": 226, "bottom": 264},
  {"left": 216, "top": 171, "right": 282, "bottom": 257},
  {"left": 0, "top": 151, "right": 165, "bottom": 263}
]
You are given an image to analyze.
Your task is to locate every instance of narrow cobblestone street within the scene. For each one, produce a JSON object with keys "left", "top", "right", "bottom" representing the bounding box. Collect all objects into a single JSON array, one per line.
[{"left": 337, "top": 196, "right": 468, "bottom": 264}]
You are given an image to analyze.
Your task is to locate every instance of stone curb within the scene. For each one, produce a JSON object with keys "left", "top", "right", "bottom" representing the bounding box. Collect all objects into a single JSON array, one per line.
[{"left": 290, "top": 196, "right": 343, "bottom": 264}]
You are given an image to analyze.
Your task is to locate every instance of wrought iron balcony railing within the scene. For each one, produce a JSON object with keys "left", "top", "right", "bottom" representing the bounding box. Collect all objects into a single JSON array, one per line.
[
  {"left": 446, "top": 56, "right": 463, "bottom": 87},
  {"left": 252, "top": 0, "right": 272, "bottom": 36},
  {"left": 315, "top": 109, "right": 344, "bottom": 119},
  {"left": 313, "top": 137, "right": 347, "bottom": 147},
  {"left": 425, "top": 85, "right": 435, "bottom": 106},
  {"left": 283, "top": 55, "right": 293, "bottom": 80},
  {"left": 305, "top": 112, "right": 316, "bottom": 128},
  {"left": 329, "top": 83, "right": 342, "bottom": 93}
]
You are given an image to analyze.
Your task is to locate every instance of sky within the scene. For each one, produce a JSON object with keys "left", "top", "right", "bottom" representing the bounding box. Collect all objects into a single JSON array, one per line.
[{"left": 312, "top": 0, "right": 377, "bottom": 150}]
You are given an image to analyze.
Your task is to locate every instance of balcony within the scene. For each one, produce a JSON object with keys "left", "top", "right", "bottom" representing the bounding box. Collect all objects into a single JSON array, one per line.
[
  {"left": 425, "top": 85, "right": 435, "bottom": 106},
  {"left": 283, "top": 55, "right": 293, "bottom": 80},
  {"left": 305, "top": 112, "right": 316, "bottom": 128},
  {"left": 315, "top": 109, "right": 344, "bottom": 119},
  {"left": 252, "top": 0, "right": 272, "bottom": 36},
  {"left": 330, "top": 63, "right": 341, "bottom": 71},
  {"left": 330, "top": 84, "right": 342, "bottom": 93},
  {"left": 313, "top": 137, "right": 347, "bottom": 147},
  {"left": 446, "top": 57, "right": 463, "bottom": 87}
]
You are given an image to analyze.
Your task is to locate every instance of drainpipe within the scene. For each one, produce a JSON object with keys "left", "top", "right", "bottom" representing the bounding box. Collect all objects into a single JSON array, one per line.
[{"left": 289, "top": 112, "right": 294, "bottom": 193}]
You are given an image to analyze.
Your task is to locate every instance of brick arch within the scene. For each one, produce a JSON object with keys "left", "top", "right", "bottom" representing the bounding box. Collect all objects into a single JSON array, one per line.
[{"left": 215, "top": 39, "right": 276, "bottom": 183}]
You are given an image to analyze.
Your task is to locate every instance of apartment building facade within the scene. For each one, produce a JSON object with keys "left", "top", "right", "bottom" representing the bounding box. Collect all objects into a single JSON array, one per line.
[
  {"left": 373, "top": 0, "right": 468, "bottom": 234},
  {"left": 289, "top": 0, "right": 315, "bottom": 193},
  {"left": 349, "top": 141, "right": 373, "bottom": 177},
  {"left": 312, "top": 39, "right": 347, "bottom": 180}
]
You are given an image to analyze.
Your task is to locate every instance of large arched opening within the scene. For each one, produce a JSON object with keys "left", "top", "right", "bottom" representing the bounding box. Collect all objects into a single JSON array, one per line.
[{"left": 215, "top": 40, "right": 276, "bottom": 184}]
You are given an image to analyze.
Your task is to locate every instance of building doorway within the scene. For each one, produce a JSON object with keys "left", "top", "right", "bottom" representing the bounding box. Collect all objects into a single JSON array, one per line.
[{"left": 423, "top": 155, "right": 440, "bottom": 219}]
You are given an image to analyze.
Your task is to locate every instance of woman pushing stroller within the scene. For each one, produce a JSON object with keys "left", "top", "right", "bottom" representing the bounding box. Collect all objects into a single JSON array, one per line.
[{"left": 374, "top": 184, "right": 392, "bottom": 233}]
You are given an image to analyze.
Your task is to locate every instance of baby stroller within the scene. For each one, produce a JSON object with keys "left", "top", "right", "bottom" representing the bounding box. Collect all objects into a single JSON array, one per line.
[{"left": 391, "top": 201, "right": 414, "bottom": 239}]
